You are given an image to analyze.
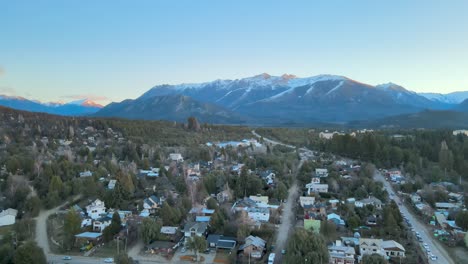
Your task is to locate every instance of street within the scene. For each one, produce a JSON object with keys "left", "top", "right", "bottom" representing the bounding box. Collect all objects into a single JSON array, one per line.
[{"left": 374, "top": 171, "right": 455, "bottom": 264}]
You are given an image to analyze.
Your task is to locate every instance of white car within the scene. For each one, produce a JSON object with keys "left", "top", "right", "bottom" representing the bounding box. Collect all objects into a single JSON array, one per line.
[
  {"left": 104, "top": 258, "right": 114, "bottom": 263},
  {"left": 62, "top": 256, "right": 72, "bottom": 260},
  {"left": 430, "top": 255, "right": 438, "bottom": 260}
]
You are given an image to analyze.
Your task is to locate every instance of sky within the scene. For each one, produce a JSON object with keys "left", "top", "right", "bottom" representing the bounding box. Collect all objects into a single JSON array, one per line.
[{"left": 1, "top": 1, "right": 468, "bottom": 105}]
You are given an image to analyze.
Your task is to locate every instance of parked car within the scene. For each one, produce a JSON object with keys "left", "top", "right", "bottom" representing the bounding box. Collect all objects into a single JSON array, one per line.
[
  {"left": 62, "top": 256, "right": 72, "bottom": 260},
  {"left": 104, "top": 258, "right": 114, "bottom": 263}
]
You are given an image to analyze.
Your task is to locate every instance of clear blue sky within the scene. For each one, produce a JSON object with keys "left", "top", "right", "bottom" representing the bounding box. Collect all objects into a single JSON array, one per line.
[{"left": 1, "top": 0, "right": 468, "bottom": 105}]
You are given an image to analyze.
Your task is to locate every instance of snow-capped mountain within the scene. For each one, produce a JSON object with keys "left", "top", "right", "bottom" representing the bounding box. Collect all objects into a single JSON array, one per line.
[
  {"left": 130, "top": 73, "right": 446, "bottom": 123},
  {"left": 0, "top": 96, "right": 103, "bottom": 116},
  {"left": 419, "top": 91, "right": 468, "bottom": 104}
]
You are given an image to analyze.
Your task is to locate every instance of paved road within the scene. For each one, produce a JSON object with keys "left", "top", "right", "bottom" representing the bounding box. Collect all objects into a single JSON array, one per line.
[{"left": 374, "top": 172, "right": 454, "bottom": 264}]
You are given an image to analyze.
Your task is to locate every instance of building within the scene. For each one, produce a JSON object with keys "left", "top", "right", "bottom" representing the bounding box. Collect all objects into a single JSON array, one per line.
[
  {"left": 93, "top": 216, "right": 112, "bottom": 232},
  {"left": 207, "top": 235, "right": 237, "bottom": 250},
  {"left": 306, "top": 183, "right": 329, "bottom": 194},
  {"left": 79, "top": 170, "right": 93, "bottom": 177},
  {"left": 435, "top": 202, "right": 459, "bottom": 211},
  {"left": 169, "top": 153, "right": 183, "bottom": 162},
  {"left": 327, "top": 213, "right": 346, "bottom": 226},
  {"left": 315, "top": 168, "right": 329, "bottom": 177},
  {"left": 249, "top": 195, "right": 269, "bottom": 205},
  {"left": 160, "top": 226, "right": 178, "bottom": 236},
  {"left": 239, "top": 236, "right": 266, "bottom": 259},
  {"left": 311, "top": 176, "right": 321, "bottom": 184},
  {"left": 328, "top": 240, "right": 355, "bottom": 264},
  {"left": 359, "top": 238, "right": 384, "bottom": 257},
  {"left": 355, "top": 197, "right": 382, "bottom": 209},
  {"left": 183, "top": 222, "right": 208, "bottom": 238},
  {"left": 86, "top": 199, "right": 106, "bottom": 220},
  {"left": 107, "top": 180, "right": 117, "bottom": 190},
  {"left": 247, "top": 207, "right": 270, "bottom": 222},
  {"left": 299, "top": 196, "right": 316, "bottom": 208},
  {"left": 382, "top": 240, "right": 405, "bottom": 258},
  {"left": 143, "top": 195, "right": 162, "bottom": 210},
  {"left": 0, "top": 208, "right": 18, "bottom": 226},
  {"left": 453, "top": 130, "right": 468, "bottom": 136},
  {"left": 410, "top": 194, "right": 421, "bottom": 203},
  {"left": 319, "top": 131, "right": 344, "bottom": 140}
]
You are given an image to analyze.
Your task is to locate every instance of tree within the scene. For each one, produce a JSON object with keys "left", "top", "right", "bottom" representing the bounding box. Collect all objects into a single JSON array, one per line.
[
  {"left": 361, "top": 253, "right": 388, "bottom": 264},
  {"left": 14, "top": 241, "right": 47, "bottom": 264},
  {"left": 63, "top": 210, "right": 81, "bottom": 250},
  {"left": 206, "top": 198, "right": 218, "bottom": 210},
  {"left": 285, "top": 229, "right": 329, "bottom": 264},
  {"left": 456, "top": 211, "right": 468, "bottom": 231},
  {"left": 139, "top": 218, "right": 162, "bottom": 244},
  {"left": 320, "top": 221, "right": 337, "bottom": 243},
  {"left": 104, "top": 212, "right": 123, "bottom": 242},
  {"left": 274, "top": 182, "right": 288, "bottom": 201},
  {"left": 160, "top": 201, "right": 179, "bottom": 226},
  {"left": 187, "top": 117, "right": 201, "bottom": 131},
  {"left": 187, "top": 236, "right": 207, "bottom": 263},
  {"left": 347, "top": 215, "right": 361, "bottom": 230}
]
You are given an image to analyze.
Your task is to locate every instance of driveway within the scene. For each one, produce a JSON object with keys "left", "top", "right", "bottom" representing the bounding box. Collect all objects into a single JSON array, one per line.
[{"left": 374, "top": 172, "right": 454, "bottom": 264}]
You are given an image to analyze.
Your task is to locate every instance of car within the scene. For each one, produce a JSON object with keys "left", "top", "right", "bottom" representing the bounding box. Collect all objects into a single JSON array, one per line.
[
  {"left": 423, "top": 243, "right": 428, "bottom": 247},
  {"left": 181, "top": 247, "right": 186, "bottom": 253},
  {"left": 430, "top": 255, "right": 438, "bottom": 260},
  {"left": 62, "top": 256, "right": 72, "bottom": 260},
  {"left": 104, "top": 258, "right": 114, "bottom": 263},
  {"left": 281, "top": 249, "right": 286, "bottom": 255}
]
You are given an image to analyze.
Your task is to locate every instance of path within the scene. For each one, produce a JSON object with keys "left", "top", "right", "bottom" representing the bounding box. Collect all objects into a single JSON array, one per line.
[
  {"left": 252, "top": 130, "right": 311, "bottom": 264},
  {"left": 374, "top": 171, "right": 454, "bottom": 264}
]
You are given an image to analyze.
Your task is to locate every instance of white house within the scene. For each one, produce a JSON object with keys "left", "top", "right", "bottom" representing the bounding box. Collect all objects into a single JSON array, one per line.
[
  {"left": 319, "top": 131, "right": 343, "bottom": 140},
  {"left": 86, "top": 199, "right": 106, "bottom": 220},
  {"left": 382, "top": 240, "right": 406, "bottom": 258},
  {"left": 311, "top": 176, "right": 321, "bottom": 184},
  {"left": 306, "top": 183, "right": 329, "bottom": 195},
  {"left": 315, "top": 168, "right": 329, "bottom": 177},
  {"left": 299, "top": 196, "right": 316, "bottom": 208},
  {"left": 0, "top": 208, "right": 18, "bottom": 226},
  {"left": 160, "top": 226, "right": 178, "bottom": 236},
  {"left": 249, "top": 195, "right": 269, "bottom": 205},
  {"left": 169, "top": 153, "right": 184, "bottom": 162},
  {"left": 107, "top": 180, "right": 117, "bottom": 190},
  {"left": 355, "top": 197, "right": 383, "bottom": 209},
  {"left": 359, "top": 238, "right": 384, "bottom": 257},
  {"left": 81, "top": 218, "right": 92, "bottom": 228},
  {"left": 328, "top": 240, "right": 355, "bottom": 264},
  {"left": 79, "top": 170, "right": 93, "bottom": 177},
  {"left": 183, "top": 222, "right": 208, "bottom": 238},
  {"left": 410, "top": 194, "right": 421, "bottom": 203},
  {"left": 453, "top": 130, "right": 468, "bottom": 136},
  {"left": 247, "top": 207, "right": 270, "bottom": 222},
  {"left": 93, "top": 217, "right": 112, "bottom": 232}
]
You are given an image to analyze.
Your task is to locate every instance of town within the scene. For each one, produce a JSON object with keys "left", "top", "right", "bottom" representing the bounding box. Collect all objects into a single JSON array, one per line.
[{"left": 0, "top": 109, "right": 467, "bottom": 264}]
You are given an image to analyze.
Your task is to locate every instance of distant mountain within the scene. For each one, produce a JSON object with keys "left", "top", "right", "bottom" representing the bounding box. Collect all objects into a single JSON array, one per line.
[
  {"left": 94, "top": 94, "right": 246, "bottom": 124},
  {"left": 0, "top": 95, "right": 102, "bottom": 116},
  {"left": 139, "top": 74, "right": 443, "bottom": 123},
  {"left": 349, "top": 110, "right": 468, "bottom": 129},
  {"left": 419, "top": 91, "right": 468, "bottom": 104}
]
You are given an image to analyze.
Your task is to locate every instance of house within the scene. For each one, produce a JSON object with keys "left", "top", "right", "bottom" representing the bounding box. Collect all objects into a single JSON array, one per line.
[
  {"left": 453, "top": 130, "right": 468, "bottom": 136},
  {"left": 304, "top": 203, "right": 327, "bottom": 218},
  {"left": 260, "top": 171, "right": 275, "bottom": 185},
  {"left": 311, "top": 176, "right": 321, "bottom": 184},
  {"left": 355, "top": 197, "right": 383, "bottom": 209},
  {"left": 448, "top": 192, "right": 464, "bottom": 203},
  {"left": 207, "top": 234, "right": 237, "bottom": 250},
  {"left": 144, "top": 195, "right": 162, "bottom": 210},
  {"left": 183, "top": 222, "right": 208, "bottom": 238},
  {"left": 139, "top": 168, "right": 160, "bottom": 177},
  {"left": 382, "top": 240, "right": 405, "bottom": 258},
  {"left": 195, "top": 216, "right": 211, "bottom": 222},
  {"left": 216, "top": 189, "right": 232, "bottom": 203},
  {"left": 435, "top": 202, "right": 459, "bottom": 211},
  {"left": 93, "top": 216, "right": 112, "bottom": 232},
  {"left": 107, "top": 180, "right": 117, "bottom": 190},
  {"left": 249, "top": 195, "right": 269, "bottom": 205},
  {"left": 81, "top": 218, "right": 92, "bottom": 228},
  {"left": 319, "top": 131, "right": 343, "bottom": 140},
  {"left": 328, "top": 240, "right": 355, "bottom": 264},
  {"left": 366, "top": 215, "right": 378, "bottom": 226},
  {"left": 410, "top": 194, "right": 421, "bottom": 203},
  {"left": 75, "top": 232, "right": 103, "bottom": 243},
  {"left": 435, "top": 212, "right": 448, "bottom": 229},
  {"left": 79, "top": 170, "right": 93, "bottom": 177},
  {"left": 160, "top": 226, "right": 178, "bottom": 236},
  {"left": 306, "top": 183, "right": 329, "bottom": 194},
  {"left": 146, "top": 241, "right": 176, "bottom": 255},
  {"left": 299, "top": 196, "right": 316, "bottom": 208},
  {"left": 329, "top": 199, "right": 340, "bottom": 208},
  {"left": 414, "top": 202, "right": 434, "bottom": 216},
  {"left": 315, "top": 168, "right": 329, "bottom": 177},
  {"left": 239, "top": 236, "right": 266, "bottom": 259},
  {"left": 86, "top": 199, "right": 106, "bottom": 220},
  {"left": 0, "top": 208, "right": 18, "bottom": 226},
  {"left": 359, "top": 238, "right": 384, "bottom": 257},
  {"left": 327, "top": 213, "right": 345, "bottom": 226},
  {"left": 346, "top": 198, "right": 356, "bottom": 204},
  {"left": 190, "top": 207, "right": 215, "bottom": 216},
  {"left": 169, "top": 153, "right": 183, "bottom": 162},
  {"left": 247, "top": 207, "right": 270, "bottom": 222}
]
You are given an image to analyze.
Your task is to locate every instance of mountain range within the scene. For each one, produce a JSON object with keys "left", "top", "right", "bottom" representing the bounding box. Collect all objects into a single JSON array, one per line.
[
  {"left": 2, "top": 73, "right": 468, "bottom": 128},
  {"left": 95, "top": 73, "right": 468, "bottom": 126},
  {"left": 0, "top": 95, "right": 103, "bottom": 116}
]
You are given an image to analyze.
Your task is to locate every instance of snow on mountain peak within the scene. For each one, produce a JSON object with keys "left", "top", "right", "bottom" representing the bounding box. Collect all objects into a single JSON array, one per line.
[{"left": 67, "top": 99, "right": 103, "bottom": 108}]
